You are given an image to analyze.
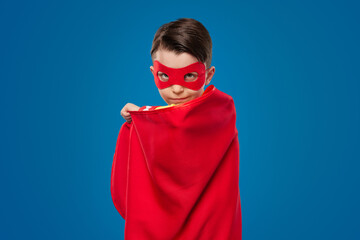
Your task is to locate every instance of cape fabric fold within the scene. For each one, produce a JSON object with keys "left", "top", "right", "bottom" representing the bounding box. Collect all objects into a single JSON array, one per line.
[{"left": 111, "top": 85, "right": 242, "bottom": 239}]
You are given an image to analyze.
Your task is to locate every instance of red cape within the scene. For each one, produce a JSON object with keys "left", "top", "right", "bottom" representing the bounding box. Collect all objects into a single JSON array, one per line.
[{"left": 111, "top": 85, "right": 242, "bottom": 239}]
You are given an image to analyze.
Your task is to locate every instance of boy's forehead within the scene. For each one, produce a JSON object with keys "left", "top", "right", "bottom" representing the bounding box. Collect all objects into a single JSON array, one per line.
[{"left": 154, "top": 49, "right": 199, "bottom": 69}]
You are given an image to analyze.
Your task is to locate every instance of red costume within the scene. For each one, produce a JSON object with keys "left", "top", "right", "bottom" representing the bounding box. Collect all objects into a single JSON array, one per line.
[{"left": 111, "top": 85, "right": 242, "bottom": 239}]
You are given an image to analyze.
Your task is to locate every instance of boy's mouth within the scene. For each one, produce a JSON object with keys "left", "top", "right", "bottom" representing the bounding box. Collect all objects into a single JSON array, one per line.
[{"left": 170, "top": 97, "right": 188, "bottom": 102}]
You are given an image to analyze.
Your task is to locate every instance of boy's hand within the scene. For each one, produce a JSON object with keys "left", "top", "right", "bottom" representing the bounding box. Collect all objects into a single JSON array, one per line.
[{"left": 120, "top": 103, "right": 140, "bottom": 123}]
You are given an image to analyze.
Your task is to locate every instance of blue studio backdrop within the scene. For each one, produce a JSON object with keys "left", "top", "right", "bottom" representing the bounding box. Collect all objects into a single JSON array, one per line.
[{"left": 1, "top": 0, "right": 359, "bottom": 239}]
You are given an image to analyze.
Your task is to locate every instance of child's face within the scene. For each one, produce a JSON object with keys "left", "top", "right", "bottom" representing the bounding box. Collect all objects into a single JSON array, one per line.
[{"left": 150, "top": 49, "right": 215, "bottom": 105}]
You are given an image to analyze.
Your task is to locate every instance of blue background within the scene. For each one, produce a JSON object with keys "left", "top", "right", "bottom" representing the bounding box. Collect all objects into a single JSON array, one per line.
[{"left": 1, "top": 0, "right": 359, "bottom": 239}]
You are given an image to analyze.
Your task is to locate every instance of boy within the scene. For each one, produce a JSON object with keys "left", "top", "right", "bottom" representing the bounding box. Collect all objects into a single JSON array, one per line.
[{"left": 111, "top": 18, "right": 242, "bottom": 239}]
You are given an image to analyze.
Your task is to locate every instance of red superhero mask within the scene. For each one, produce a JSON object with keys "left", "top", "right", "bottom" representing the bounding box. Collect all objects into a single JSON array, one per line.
[{"left": 153, "top": 60, "right": 206, "bottom": 90}]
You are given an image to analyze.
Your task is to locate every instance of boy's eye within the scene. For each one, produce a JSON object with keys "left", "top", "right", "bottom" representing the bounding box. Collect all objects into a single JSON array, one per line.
[
  {"left": 158, "top": 72, "right": 169, "bottom": 82},
  {"left": 184, "top": 72, "right": 198, "bottom": 82}
]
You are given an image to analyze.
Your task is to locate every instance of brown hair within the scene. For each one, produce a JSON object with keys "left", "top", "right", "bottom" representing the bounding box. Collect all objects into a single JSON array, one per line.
[{"left": 150, "top": 18, "right": 212, "bottom": 69}]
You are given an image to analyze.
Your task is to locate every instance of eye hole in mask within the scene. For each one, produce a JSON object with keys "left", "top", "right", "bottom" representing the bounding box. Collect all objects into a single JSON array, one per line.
[
  {"left": 184, "top": 72, "right": 198, "bottom": 82},
  {"left": 157, "top": 72, "right": 169, "bottom": 82}
]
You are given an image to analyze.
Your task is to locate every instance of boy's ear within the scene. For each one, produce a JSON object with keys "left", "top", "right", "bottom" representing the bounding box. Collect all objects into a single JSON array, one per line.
[
  {"left": 150, "top": 66, "right": 155, "bottom": 76},
  {"left": 205, "top": 66, "right": 215, "bottom": 85}
]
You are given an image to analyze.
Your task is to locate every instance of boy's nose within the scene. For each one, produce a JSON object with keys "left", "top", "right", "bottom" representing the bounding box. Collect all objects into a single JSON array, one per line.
[{"left": 171, "top": 84, "right": 184, "bottom": 94}]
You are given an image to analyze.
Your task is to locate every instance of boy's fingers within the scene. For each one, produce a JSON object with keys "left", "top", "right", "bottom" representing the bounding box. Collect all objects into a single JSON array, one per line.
[{"left": 120, "top": 110, "right": 130, "bottom": 116}]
